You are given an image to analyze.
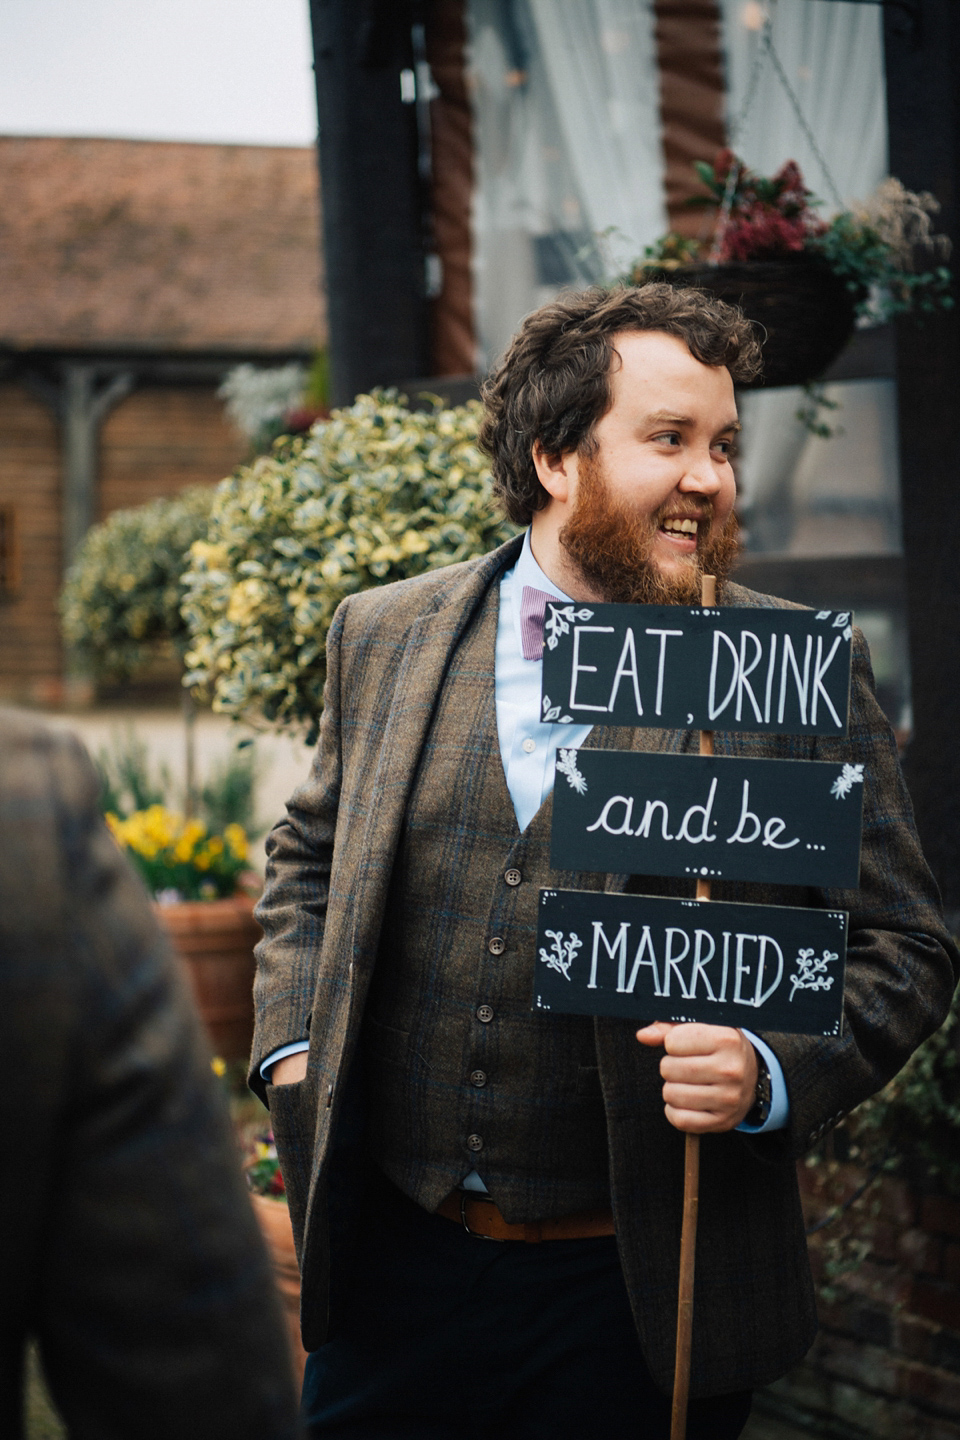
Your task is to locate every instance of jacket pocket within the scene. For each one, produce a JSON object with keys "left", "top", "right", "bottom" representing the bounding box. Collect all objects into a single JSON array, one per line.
[{"left": 265, "top": 1075, "right": 315, "bottom": 1250}]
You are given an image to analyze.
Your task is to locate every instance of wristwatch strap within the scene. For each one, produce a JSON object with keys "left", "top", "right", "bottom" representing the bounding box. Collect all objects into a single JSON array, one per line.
[{"left": 745, "top": 1050, "right": 772, "bottom": 1128}]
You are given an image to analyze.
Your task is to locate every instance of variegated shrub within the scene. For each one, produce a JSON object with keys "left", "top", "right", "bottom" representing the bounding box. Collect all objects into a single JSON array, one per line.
[{"left": 182, "top": 391, "right": 515, "bottom": 742}]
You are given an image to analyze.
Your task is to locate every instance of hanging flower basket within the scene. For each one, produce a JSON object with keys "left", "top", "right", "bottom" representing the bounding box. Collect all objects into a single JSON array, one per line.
[{"left": 654, "top": 256, "right": 860, "bottom": 389}]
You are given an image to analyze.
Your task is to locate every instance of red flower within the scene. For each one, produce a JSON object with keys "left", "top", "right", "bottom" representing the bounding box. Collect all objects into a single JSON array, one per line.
[{"left": 268, "top": 1167, "right": 286, "bottom": 1195}]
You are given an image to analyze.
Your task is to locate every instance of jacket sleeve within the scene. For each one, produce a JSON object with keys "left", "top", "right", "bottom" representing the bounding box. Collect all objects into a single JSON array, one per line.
[
  {"left": 2, "top": 721, "right": 298, "bottom": 1440},
  {"left": 762, "top": 629, "right": 960, "bottom": 1156},
  {"left": 249, "top": 599, "right": 348, "bottom": 1101}
]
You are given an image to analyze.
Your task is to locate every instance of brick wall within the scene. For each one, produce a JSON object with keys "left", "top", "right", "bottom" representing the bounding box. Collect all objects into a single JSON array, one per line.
[
  {"left": 759, "top": 1164, "right": 960, "bottom": 1438},
  {"left": 98, "top": 387, "right": 246, "bottom": 518},
  {"left": 0, "top": 384, "right": 64, "bottom": 703},
  {"left": 0, "top": 381, "right": 247, "bottom": 703}
]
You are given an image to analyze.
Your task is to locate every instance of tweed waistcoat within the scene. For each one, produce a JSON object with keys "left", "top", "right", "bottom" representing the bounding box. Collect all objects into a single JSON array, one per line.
[{"left": 362, "top": 581, "right": 612, "bottom": 1223}]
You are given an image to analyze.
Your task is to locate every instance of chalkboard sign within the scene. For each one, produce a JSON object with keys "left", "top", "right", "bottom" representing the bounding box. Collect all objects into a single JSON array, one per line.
[
  {"left": 534, "top": 889, "right": 847, "bottom": 1035},
  {"left": 550, "top": 750, "right": 865, "bottom": 888},
  {"left": 540, "top": 603, "right": 853, "bottom": 736}
]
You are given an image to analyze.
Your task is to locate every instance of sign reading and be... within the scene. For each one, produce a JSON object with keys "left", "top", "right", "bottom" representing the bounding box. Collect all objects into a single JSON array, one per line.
[{"left": 550, "top": 749, "right": 865, "bottom": 889}]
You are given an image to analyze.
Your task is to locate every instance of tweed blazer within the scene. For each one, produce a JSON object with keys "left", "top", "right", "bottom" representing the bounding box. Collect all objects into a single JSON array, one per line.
[
  {"left": 0, "top": 710, "right": 297, "bottom": 1439},
  {"left": 252, "top": 534, "right": 958, "bottom": 1395}
]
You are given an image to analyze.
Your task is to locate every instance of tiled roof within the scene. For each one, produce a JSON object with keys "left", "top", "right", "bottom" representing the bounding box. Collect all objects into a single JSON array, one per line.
[{"left": 0, "top": 136, "right": 325, "bottom": 353}]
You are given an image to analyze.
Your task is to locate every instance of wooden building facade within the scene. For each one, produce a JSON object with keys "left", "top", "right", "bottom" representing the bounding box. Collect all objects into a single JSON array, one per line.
[{"left": 0, "top": 135, "right": 325, "bottom": 704}]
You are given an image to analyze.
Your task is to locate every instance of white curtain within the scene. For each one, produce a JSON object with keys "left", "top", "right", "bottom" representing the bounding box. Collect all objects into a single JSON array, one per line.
[
  {"left": 719, "top": 0, "right": 898, "bottom": 557},
  {"left": 466, "top": 0, "right": 665, "bottom": 369}
]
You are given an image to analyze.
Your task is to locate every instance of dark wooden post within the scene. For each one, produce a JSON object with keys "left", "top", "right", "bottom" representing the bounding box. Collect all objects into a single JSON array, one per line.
[
  {"left": 884, "top": 0, "right": 960, "bottom": 916},
  {"left": 308, "top": 0, "right": 431, "bottom": 405}
]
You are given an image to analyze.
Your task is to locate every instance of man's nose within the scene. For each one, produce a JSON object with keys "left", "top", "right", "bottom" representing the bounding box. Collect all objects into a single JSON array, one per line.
[{"left": 678, "top": 449, "right": 722, "bottom": 495}]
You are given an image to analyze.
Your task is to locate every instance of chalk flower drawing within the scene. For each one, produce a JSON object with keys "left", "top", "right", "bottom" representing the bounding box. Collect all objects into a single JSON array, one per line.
[
  {"left": 816, "top": 610, "right": 852, "bottom": 639},
  {"left": 830, "top": 763, "right": 864, "bottom": 799},
  {"left": 557, "top": 748, "right": 587, "bottom": 794},
  {"left": 542, "top": 694, "right": 574, "bottom": 724},
  {"left": 539, "top": 929, "right": 582, "bottom": 981},
  {"left": 788, "top": 947, "right": 839, "bottom": 1001},
  {"left": 544, "top": 603, "right": 594, "bottom": 651}
]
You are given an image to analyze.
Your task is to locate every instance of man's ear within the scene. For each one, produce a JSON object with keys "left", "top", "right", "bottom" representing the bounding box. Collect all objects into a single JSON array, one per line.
[{"left": 532, "top": 442, "right": 577, "bottom": 504}]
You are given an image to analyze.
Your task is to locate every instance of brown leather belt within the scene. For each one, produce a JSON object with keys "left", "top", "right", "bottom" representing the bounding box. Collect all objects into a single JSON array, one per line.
[{"left": 436, "top": 1189, "right": 616, "bottom": 1243}]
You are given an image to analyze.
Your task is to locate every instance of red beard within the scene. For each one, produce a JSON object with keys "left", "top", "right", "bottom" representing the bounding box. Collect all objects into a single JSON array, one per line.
[{"left": 558, "top": 450, "right": 740, "bottom": 605}]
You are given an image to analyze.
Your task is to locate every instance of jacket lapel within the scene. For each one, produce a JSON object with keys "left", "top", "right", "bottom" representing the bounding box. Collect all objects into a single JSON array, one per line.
[{"left": 350, "top": 535, "right": 524, "bottom": 971}]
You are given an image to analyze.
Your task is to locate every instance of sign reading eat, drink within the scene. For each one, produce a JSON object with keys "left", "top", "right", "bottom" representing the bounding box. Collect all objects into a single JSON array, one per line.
[{"left": 540, "top": 603, "right": 853, "bottom": 737}]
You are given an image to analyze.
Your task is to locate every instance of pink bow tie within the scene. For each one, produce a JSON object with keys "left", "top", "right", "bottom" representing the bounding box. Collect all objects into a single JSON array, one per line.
[{"left": 520, "top": 584, "right": 564, "bottom": 660}]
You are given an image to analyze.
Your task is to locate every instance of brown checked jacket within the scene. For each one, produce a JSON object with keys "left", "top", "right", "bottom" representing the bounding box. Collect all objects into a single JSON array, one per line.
[
  {"left": 0, "top": 710, "right": 298, "bottom": 1439},
  {"left": 251, "top": 533, "right": 959, "bottom": 1398}
]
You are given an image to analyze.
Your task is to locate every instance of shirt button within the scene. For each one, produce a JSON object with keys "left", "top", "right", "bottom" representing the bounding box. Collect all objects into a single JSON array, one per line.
[
  {"left": 488, "top": 936, "right": 506, "bottom": 955},
  {"left": 504, "top": 868, "right": 522, "bottom": 887},
  {"left": 522, "top": 737, "right": 536, "bottom": 753},
  {"left": 470, "top": 1070, "right": 487, "bottom": 1087},
  {"left": 467, "top": 1134, "right": 484, "bottom": 1152},
  {"left": 476, "top": 1004, "right": 494, "bottom": 1023}
]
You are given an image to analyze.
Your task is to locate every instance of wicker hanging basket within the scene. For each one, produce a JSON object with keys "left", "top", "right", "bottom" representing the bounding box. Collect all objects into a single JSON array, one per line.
[{"left": 653, "top": 257, "right": 860, "bottom": 389}]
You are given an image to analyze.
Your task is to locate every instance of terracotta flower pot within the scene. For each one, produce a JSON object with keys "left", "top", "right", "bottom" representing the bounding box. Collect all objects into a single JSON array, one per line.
[
  {"left": 251, "top": 1193, "right": 308, "bottom": 1386},
  {"left": 155, "top": 894, "right": 260, "bottom": 1061}
]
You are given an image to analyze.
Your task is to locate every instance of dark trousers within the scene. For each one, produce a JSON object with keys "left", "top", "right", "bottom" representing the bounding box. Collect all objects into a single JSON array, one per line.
[{"left": 301, "top": 1178, "right": 752, "bottom": 1439}]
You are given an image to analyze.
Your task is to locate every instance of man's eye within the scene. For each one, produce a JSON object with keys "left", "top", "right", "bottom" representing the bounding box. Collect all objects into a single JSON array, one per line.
[
  {"left": 713, "top": 439, "right": 736, "bottom": 458},
  {"left": 655, "top": 432, "right": 682, "bottom": 446}
]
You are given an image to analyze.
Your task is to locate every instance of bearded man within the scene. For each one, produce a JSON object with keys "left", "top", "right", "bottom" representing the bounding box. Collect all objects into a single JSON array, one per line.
[{"left": 251, "top": 284, "right": 957, "bottom": 1440}]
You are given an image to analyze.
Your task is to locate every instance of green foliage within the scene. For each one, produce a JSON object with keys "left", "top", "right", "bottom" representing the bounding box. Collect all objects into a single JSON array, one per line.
[
  {"left": 61, "top": 487, "right": 215, "bottom": 680},
  {"left": 811, "top": 210, "right": 953, "bottom": 323},
  {"left": 200, "top": 743, "right": 261, "bottom": 837},
  {"left": 182, "top": 390, "right": 516, "bottom": 742},
  {"left": 811, "top": 986, "right": 960, "bottom": 1197},
  {"left": 95, "top": 729, "right": 169, "bottom": 816}
]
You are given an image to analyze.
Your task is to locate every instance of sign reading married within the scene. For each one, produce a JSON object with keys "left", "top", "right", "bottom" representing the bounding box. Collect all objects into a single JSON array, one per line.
[
  {"left": 540, "top": 603, "right": 853, "bottom": 736},
  {"left": 533, "top": 889, "right": 847, "bottom": 1035},
  {"left": 550, "top": 750, "right": 865, "bottom": 888}
]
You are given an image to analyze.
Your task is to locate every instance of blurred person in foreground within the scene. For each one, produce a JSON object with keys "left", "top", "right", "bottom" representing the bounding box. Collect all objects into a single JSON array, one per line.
[
  {"left": 0, "top": 707, "right": 299, "bottom": 1439},
  {"left": 252, "top": 284, "right": 959, "bottom": 1439}
]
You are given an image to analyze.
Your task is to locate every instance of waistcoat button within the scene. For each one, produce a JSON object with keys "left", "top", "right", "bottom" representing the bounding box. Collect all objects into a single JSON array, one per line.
[
  {"left": 504, "top": 868, "right": 522, "bottom": 887},
  {"left": 522, "top": 737, "right": 536, "bottom": 753},
  {"left": 470, "top": 1070, "right": 487, "bottom": 1087},
  {"left": 476, "top": 1004, "right": 494, "bottom": 1023},
  {"left": 488, "top": 936, "right": 506, "bottom": 955},
  {"left": 467, "top": 1134, "right": 484, "bottom": 1152}
]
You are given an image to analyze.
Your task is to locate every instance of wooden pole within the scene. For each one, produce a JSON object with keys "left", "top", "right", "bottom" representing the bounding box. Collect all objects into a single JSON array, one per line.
[{"left": 670, "top": 573, "right": 716, "bottom": 1440}]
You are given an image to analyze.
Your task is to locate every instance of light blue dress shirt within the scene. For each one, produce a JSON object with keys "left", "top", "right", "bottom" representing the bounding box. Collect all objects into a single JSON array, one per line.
[{"left": 263, "top": 530, "right": 788, "bottom": 1137}]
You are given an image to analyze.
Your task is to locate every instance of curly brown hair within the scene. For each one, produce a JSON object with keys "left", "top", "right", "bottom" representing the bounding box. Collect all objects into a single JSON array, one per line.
[{"left": 479, "top": 282, "right": 762, "bottom": 525}]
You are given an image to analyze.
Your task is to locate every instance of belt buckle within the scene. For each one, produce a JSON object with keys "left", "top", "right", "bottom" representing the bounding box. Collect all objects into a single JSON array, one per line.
[{"left": 460, "top": 1191, "right": 505, "bottom": 1242}]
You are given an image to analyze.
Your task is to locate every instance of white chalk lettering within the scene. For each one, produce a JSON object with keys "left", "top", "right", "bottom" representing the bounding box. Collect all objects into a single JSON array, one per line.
[
  {"left": 719, "top": 931, "right": 731, "bottom": 1001},
  {"left": 622, "top": 925, "right": 662, "bottom": 995},
  {"left": 675, "top": 777, "right": 718, "bottom": 844},
  {"left": 570, "top": 626, "right": 614, "bottom": 712},
  {"left": 708, "top": 630, "right": 739, "bottom": 721},
  {"left": 634, "top": 799, "right": 673, "bottom": 841},
  {"left": 607, "top": 629, "right": 643, "bottom": 715},
  {"left": 763, "top": 633, "right": 778, "bottom": 724},
  {"left": 736, "top": 631, "right": 764, "bottom": 724},
  {"left": 733, "top": 933, "right": 758, "bottom": 1005},
  {"left": 811, "top": 635, "right": 843, "bottom": 728},
  {"left": 645, "top": 628, "right": 683, "bottom": 715},
  {"left": 589, "top": 920, "right": 629, "bottom": 990},
  {"left": 763, "top": 816, "right": 799, "bottom": 850},
  {"left": 727, "top": 780, "right": 761, "bottom": 845},
  {"left": 754, "top": 936, "right": 784, "bottom": 1006},
  {"left": 778, "top": 634, "right": 813, "bottom": 726},
  {"left": 689, "top": 929, "right": 717, "bottom": 1000},
  {"left": 586, "top": 795, "right": 635, "bottom": 836},
  {"left": 662, "top": 928, "right": 692, "bottom": 998}
]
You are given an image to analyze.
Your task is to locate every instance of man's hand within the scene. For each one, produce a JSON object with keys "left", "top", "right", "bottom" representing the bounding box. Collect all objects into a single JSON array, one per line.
[
  {"left": 270, "top": 1051, "right": 309, "bottom": 1086},
  {"left": 635, "top": 1021, "right": 758, "bottom": 1133}
]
